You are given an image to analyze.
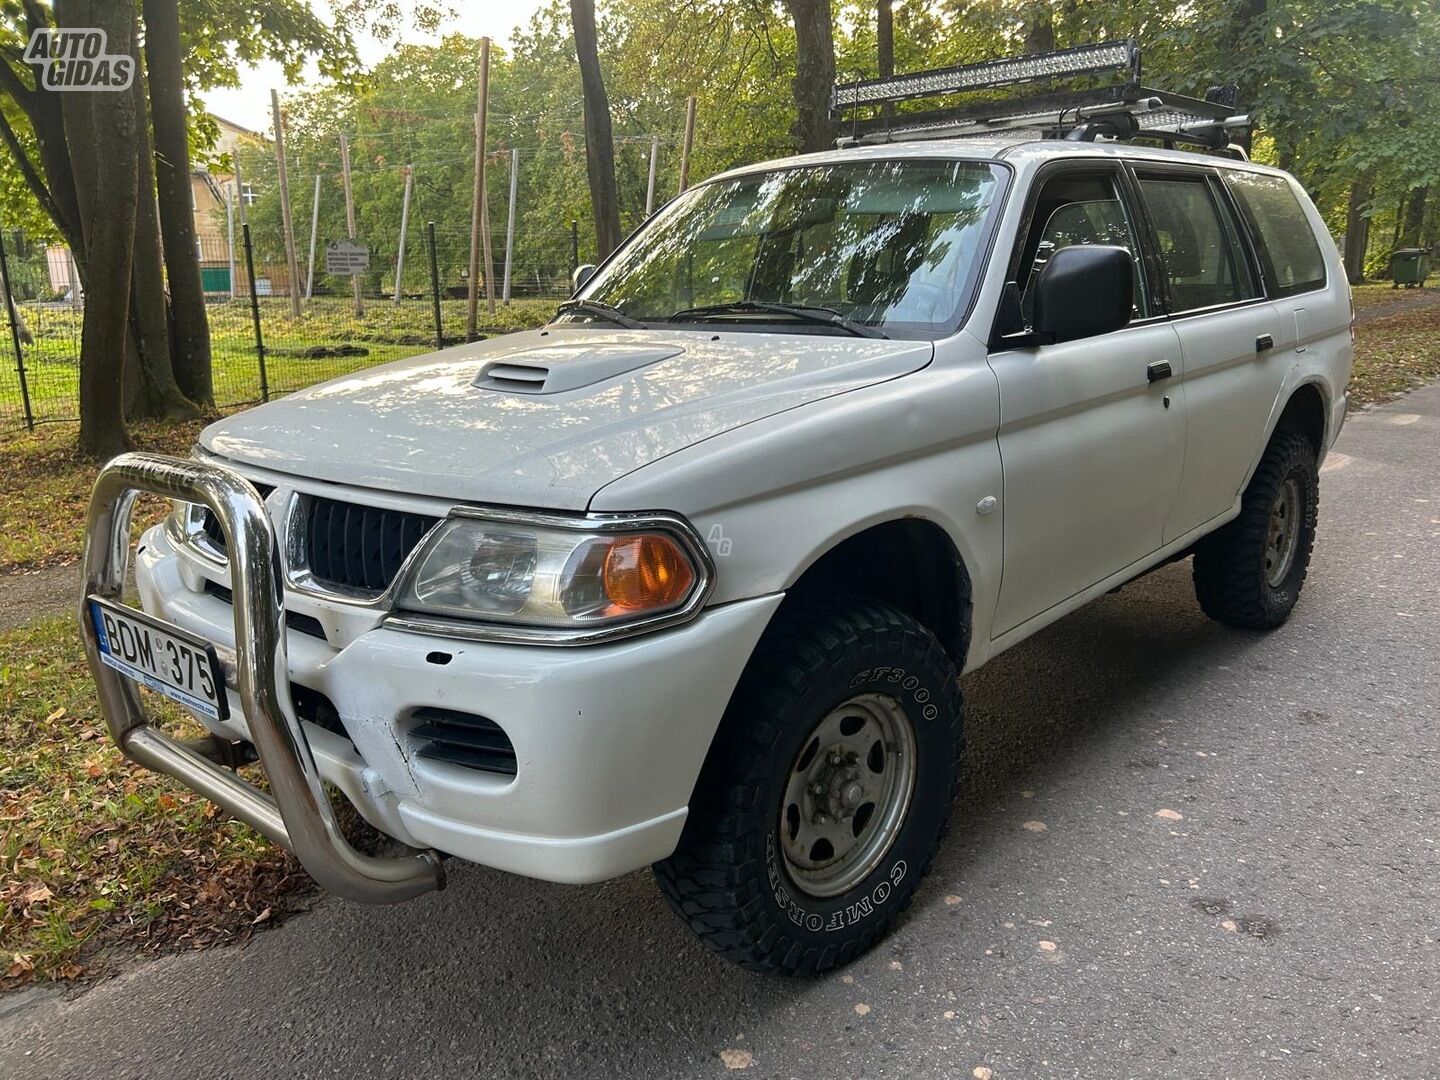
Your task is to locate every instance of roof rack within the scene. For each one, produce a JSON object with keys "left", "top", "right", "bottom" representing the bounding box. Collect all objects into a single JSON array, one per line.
[{"left": 832, "top": 39, "right": 1252, "bottom": 156}]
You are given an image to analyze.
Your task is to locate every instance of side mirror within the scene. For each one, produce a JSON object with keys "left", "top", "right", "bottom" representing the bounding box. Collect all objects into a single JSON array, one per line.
[
  {"left": 1031, "top": 245, "right": 1133, "bottom": 344},
  {"left": 571, "top": 263, "right": 597, "bottom": 293}
]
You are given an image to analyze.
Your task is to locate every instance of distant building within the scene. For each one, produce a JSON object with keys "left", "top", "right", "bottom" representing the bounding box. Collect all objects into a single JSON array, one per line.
[
  {"left": 46, "top": 113, "right": 289, "bottom": 299},
  {"left": 193, "top": 115, "right": 268, "bottom": 295}
]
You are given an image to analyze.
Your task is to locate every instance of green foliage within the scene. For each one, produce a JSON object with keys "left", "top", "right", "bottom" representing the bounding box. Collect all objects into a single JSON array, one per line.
[{"left": 4, "top": 0, "right": 1440, "bottom": 284}]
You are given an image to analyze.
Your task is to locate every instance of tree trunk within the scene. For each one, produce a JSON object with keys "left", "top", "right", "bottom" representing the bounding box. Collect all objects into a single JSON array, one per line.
[
  {"left": 1342, "top": 176, "right": 1372, "bottom": 284},
  {"left": 877, "top": 0, "right": 893, "bottom": 75},
  {"left": 0, "top": 2, "right": 87, "bottom": 267},
  {"left": 785, "top": 0, "right": 837, "bottom": 153},
  {"left": 1023, "top": 7, "right": 1056, "bottom": 53},
  {"left": 61, "top": 0, "right": 135, "bottom": 457},
  {"left": 128, "top": 51, "right": 198, "bottom": 422},
  {"left": 143, "top": 0, "right": 214, "bottom": 407},
  {"left": 569, "top": 0, "right": 622, "bottom": 259},
  {"left": 877, "top": 0, "right": 894, "bottom": 118},
  {"left": 1399, "top": 186, "right": 1428, "bottom": 249},
  {"left": 1228, "top": 0, "right": 1268, "bottom": 155}
]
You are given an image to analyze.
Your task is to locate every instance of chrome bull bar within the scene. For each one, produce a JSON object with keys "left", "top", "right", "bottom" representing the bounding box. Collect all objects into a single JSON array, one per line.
[{"left": 78, "top": 452, "right": 445, "bottom": 904}]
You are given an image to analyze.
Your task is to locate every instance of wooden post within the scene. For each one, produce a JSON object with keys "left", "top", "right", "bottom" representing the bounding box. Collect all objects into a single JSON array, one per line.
[
  {"left": 304, "top": 173, "right": 321, "bottom": 301},
  {"left": 270, "top": 89, "right": 302, "bottom": 318},
  {"left": 645, "top": 134, "right": 660, "bottom": 216},
  {"left": 339, "top": 132, "right": 364, "bottom": 316},
  {"left": 394, "top": 164, "right": 414, "bottom": 303},
  {"left": 678, "top": 96, "right": 697, "bottom": 194},
  {"left": 467, "top": 37, "right": 492, "bottom": 339},
  {"left": 226, "top": 184, "right": 237, "bottom": 300},
  {"left": 502, "top": 148, "right": 518, "bottom": 305}
]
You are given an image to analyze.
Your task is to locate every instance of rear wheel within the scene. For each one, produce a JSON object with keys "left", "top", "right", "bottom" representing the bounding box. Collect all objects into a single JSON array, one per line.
[
  {"left": 1193, "top": 428, "right": 1319, "bottom": 629},
  {"left": 655, "top": 596, "right": 962, "bottom": 976}
]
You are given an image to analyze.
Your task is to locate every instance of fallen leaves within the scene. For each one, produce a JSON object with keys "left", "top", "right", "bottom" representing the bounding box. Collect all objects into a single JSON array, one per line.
[
  {"left": 1348, "top": 303, "right": 1440, "bottom": 406},
  {"left": 853, "top": 1003, "right": 871, "bottom": 1016},
  {"left": 0, "top": 616, "right": 318, "bottom": 990},
  {"left": 1021, "top": 820, "right": 1047, "bottom": 833},
  {"left": 0, "top": 420, "right": 202, "bottom": 573},
  {"left": 1155, "top": 808, "right": 1184, "bottom": 822},
  {"left": 719, "top": 1049, "right": 753, "bottom": 1070},
  {"left": 973, "top": 1068, "right": 994, "bottom": 1080},
  {"left": 1037, "top": 940, "right": 1058, "bottom": 953}
]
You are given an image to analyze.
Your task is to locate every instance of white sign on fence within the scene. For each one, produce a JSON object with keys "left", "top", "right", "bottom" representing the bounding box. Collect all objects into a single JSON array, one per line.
[{"left": 325, "top": 239, "right": 369, "bottom": 276}]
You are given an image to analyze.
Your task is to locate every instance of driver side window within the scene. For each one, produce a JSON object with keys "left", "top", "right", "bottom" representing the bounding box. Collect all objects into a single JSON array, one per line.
[{"left": 1018, "top": 173, "right": 1150, "bottom": 323}]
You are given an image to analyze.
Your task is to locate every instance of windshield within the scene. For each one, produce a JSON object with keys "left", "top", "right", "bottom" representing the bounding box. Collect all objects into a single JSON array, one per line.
[{"left": 572, "top": 159, "right": 1007, "bottom": 338}]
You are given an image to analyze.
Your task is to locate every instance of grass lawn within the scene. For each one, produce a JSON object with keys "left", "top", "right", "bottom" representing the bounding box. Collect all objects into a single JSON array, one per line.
[
  {"left": 0, "top": 296, "right": 559, "bottom": 429},
  {"left": 0, "top": 292, "right": 1436, "bottom": 992},
  {"left": 0, "top": 420, "right": 204, "bottom": 573},
  {"left": 1, "top": 617, "right": 311, "bottom": 990}
]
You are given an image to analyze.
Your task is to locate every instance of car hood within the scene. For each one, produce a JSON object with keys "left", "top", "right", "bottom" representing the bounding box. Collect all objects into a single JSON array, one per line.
[{"left": 201, "top": 327, "right": 933, "bottom": 509}]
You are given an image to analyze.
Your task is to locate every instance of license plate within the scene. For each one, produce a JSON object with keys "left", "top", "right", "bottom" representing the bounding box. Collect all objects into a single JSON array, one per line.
[{"left": 88, "top": 597, "right": 229, "bottom": 722}]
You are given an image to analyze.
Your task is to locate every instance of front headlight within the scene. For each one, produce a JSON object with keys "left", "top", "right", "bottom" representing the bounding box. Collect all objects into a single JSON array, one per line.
[{"left": 394, "top": 512, "right": 708, "bottom": 634}]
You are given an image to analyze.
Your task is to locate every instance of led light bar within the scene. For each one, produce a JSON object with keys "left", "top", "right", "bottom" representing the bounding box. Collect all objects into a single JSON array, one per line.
[
  {"left": 840, "top": 80, "right": 1244, "bottom": 147},
  {"left": 832, "top": 40, "right": 1138, "bottom": 114}
]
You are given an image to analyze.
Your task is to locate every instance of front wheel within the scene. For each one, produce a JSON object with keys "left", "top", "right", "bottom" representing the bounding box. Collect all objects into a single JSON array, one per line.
[
  {"left": 655, "top": 597, "right": 963, "bottom": 976},
  {"left": 1193, "top": 428, "right": 1319, "bottom": 629}
]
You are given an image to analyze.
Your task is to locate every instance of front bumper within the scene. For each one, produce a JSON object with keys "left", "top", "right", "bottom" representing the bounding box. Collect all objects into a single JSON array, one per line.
[
  {"left": 81, "top": 454, "right": 444, "bottom": 903},
  {"left": 136, "top": 520, "right": 781, "bottom": 885}
]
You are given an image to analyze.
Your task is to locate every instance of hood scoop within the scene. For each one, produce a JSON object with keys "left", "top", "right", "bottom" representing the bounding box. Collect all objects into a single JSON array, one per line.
[{"left": 474, "top": 342, "right": 683, "bottom": 395}]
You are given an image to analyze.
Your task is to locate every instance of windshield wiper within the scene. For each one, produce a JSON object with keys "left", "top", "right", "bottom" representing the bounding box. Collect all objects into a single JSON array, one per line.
[
  {"left": 667, "top": 301, "right": 888, "bottom": 339},
  {"left": 553, "top": 298, "right": 648, "bottom": 329}
]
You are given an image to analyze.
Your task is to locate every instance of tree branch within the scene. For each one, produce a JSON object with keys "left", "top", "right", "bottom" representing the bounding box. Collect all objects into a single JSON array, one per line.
[
  {"left": 0, "top": 107, "right": 66, "bottom": 234},
  {"left": 0, "top": 56, "right": 38, "bottom": 118}
]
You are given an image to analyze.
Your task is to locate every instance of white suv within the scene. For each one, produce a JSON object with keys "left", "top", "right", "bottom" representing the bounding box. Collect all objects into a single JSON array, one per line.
[{"left": 82, "top": 134, "right": 1351, "bottom": 976}]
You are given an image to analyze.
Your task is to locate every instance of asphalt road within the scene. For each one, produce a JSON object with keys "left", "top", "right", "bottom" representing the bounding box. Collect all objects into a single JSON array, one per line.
[{"left": 4, "top": 385, "right": 1438, "bottom": 1080}]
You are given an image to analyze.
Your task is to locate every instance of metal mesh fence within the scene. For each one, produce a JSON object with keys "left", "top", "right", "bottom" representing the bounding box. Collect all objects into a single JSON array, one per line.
[{"left": 0, "top": 221, "right": 572, "bottom": 433}]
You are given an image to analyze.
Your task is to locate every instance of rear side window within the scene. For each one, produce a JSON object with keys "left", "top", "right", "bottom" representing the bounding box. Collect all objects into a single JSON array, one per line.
[
  {"left": 1223, "top": 172, "right": 1327, "bottom": 298},
  {"left": 1136, "top": 173, "right": 1259, "bottom": 313}
]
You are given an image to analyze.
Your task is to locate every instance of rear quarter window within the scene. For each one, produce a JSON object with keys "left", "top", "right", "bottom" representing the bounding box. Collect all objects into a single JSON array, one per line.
[{"left": 1223, "top": 172, "right": 1327, "bottom": 298}]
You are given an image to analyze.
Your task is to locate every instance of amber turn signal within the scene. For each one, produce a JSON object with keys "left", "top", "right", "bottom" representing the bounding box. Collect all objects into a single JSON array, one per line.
[{"left": 602, "top": 533, "right": 696, "bottom": 611}]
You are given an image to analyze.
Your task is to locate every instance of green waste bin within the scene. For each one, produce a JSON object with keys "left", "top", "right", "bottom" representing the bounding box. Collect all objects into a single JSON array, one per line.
[{"left": 1390, "top": 248, "right": 1429, "bottom": 289}]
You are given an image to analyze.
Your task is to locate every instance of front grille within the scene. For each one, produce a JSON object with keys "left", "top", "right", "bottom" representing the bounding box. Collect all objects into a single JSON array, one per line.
[
  {"left": 304, "top": 496, "right": 440, "bottom": 594},
  {"left": 199, "top": 483, "right": 276, "bottom": 551},
  {"left": 410, "top": 707, "right": 517, "bottom": 776}
]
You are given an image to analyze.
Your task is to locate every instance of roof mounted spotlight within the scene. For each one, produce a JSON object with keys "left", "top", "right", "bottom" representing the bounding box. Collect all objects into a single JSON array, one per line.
[
  {"left": 830, "top": 39, "right": 1253, "bottom": 153},
  {"left": 832, "top": 40, "right": 1140, "bottom": 113}
]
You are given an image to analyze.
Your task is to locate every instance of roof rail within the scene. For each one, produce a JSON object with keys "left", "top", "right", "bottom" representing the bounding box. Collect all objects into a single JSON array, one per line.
[{"left": 831, "top": 40, "right": 1252, "bottom": 154}]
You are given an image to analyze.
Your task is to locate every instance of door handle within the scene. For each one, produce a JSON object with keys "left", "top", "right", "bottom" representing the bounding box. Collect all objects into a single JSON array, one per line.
[
  {"left": 1146, "top": 360, "right": 1173, "bottom": 383},
  {"left": 1255, "top": 334, "right": 1274, "bottom": 353}
]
